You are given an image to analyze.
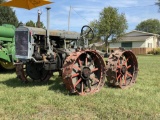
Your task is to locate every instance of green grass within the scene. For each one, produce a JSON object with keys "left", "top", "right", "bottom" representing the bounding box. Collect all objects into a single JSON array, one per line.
[{"left": 0, "top": 55, "right": 160, "bottom": 119}]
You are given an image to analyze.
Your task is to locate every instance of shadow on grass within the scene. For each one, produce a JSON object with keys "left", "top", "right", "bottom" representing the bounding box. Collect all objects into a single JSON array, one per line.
[
  {"left": 0, "top": 73, "right": 74, "bottom": 95},
  {"left": 48, "top": 76, "right": 69, "bottom": 95},
  {"left": 104, "top": 82, "right": 119, "bottom": 89},
  {"left": 0, "top": 76, "right": 55, "bottom": 88},
  {"left": 0, "top": 68, "right": 16, "bottom": 74},
  {"left": 0, "top": 75, "right": 69, "bottom": 95}
]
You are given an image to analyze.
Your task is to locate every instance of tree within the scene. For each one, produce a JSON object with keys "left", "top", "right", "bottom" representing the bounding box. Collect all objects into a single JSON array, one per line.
[
  {"left": 25, "top": 20, "right": 45, "bottom": 28},
  {"left": 0, "top": 0, "right": 19, "bottom": 27},
  {"left": 26, "top": 20, "right": 36, "bottom": 27},
  {"left": 90, "top": 7, "right": 128, "bottom": 52},
  {"left": 135, "top": 19, "right": 160, "bottom": 34},
  {"left": 156, "top": 0, "right": 160, "bottom": 11},
  {"left": 89, "top": 20, "right": 101, "bottom": 43}
]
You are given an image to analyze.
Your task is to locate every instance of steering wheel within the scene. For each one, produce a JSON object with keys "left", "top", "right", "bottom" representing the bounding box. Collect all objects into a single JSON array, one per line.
[{"left": 80, "top": 25, "right": 94, "bottom": 41}]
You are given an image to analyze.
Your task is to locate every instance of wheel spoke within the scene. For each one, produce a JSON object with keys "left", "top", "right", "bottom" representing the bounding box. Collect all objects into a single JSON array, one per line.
[
  {"left": 88, "top": 57, "right": 96, "bottom": 67},
  {"left": 85, "top": 57, "right": 88, "bottom": 66},
  {"left": 127, "top": 72, "right": 133, "bottom": 78},
  {"left": 78, "top": 58, "right": 82, "bottom": 67},
  {"left": 74, "top": 78, "right": 82, "bottom": 88},
  {"left": 126, "top": 58, "right": 129, "bottom": 62},
  {"left": 117, "top": 65, "right": 121, "bottom": 69},
  {"left": 91, "top": 68, "right": 98, "bottom": 72},
  {"left": 117, "top": 59, "right": 120, "bottom": 65},
  {"left": 87, "top": 80, "right": 91, "bottom": 91},
  {"left": 88, "top": 60, "right": 93, "bottom": 67},
  {"left": 123, "top": 58, "right": 128, "bottom": 65},
  {"left": 90, "top": 76, "right": 99, "bottom": 83},
  {"left": 127, "top": 65, "right": 131, "bottom": 69},
  {"left": 120, "top": 77, "right": 122, "bottom": 86},
  {"left": 81, "top": 82, "right": 84, "bottom": 94},
  {"left": 73, "top": 65, "right": 81, "bottom": 71},
  {"left": 72, "top": 73, "right": 79, "bottom": 78},
  {"left": 117, "top": 74, "right": 121, "bottom": 81},
  {"left": 124, "top": 74, "right": 127, "bottom": 85}
]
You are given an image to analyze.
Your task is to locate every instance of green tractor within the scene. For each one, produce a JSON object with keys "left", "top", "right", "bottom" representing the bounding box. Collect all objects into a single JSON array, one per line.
[{"left": 0, "top": 24, "right": 16, "bottom": 70}]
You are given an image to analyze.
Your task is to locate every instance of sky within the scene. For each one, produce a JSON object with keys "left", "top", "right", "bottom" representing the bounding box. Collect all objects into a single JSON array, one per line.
[{"left": 12, "top": 0, "right": 160, "bottom": 33}]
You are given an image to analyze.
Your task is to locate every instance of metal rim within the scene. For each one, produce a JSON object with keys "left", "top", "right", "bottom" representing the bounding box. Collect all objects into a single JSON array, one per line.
[{"left": 62, "top": 50, "right": 106, "bottom": 95}]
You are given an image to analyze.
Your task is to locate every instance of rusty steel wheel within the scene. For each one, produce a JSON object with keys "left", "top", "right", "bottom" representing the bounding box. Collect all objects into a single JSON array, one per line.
[
  {"left": 106, "top": 49, "right": 138, "bottom": 89},
  {"left": 62, "top": 50, "right": 106, "bottom": 95},
  {"left": 15, "top": 62, "right": 53, "bottom": 83}
]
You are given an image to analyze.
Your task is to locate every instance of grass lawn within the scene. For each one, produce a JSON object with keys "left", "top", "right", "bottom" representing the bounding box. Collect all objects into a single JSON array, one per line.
[{"left": 0, "top": 55, "right": 160, "bottom": 119}]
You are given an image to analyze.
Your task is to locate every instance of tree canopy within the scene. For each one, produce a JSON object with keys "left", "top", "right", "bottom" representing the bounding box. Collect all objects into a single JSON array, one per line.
[
  {"left": 26, "top": 20, "right": 36, "bottom": 27},
  {"left": 89, "top": 7, "right": 128, "bottom": 51},
  {"left": 155, "top": 0, "right": 160, "bottom": 11},
  {"left": 98, "top": 7, "right": 127, "bottom": 41},
  {"left": 0, "top": 0, "right": 19, "bottom": 27},
  {"left": 25, "top": 20, "right": 45, "bottom": 28},
  {"left": 88, "top": 20, "right": 101, "bottom": 43},
  {"left": 135, "top": 19, "right": 160, "bottom": 34},
  {"left": 89, "top": 7, "right": 127, "bottom": 42}
]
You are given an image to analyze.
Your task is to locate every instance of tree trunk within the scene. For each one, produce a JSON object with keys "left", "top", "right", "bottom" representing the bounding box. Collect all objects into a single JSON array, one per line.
[{"left": 105, "top": 38, "right": 109, "bottom": 53}]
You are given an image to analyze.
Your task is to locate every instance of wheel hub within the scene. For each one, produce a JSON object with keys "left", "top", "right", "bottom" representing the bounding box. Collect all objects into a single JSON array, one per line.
[
  {"left": 81, "top": 67, "right": 91, "bottom": 80},
  {"left": 121, "top": 65, "right": 127, "bottom": 75}
]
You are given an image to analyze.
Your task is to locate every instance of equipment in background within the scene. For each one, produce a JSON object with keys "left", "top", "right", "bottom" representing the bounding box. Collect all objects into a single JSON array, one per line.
[{"left": 0, "top": 24, "right": 16, "bottom": 70}]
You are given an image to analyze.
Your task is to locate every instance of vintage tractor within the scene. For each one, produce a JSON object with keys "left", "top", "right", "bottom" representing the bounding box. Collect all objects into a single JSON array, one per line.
[
  {"left": 0, "top": 24, "right": 16, "bottom": 70},
  {"left": 14, "top": 23, "right": 138, "bottom": 95}
]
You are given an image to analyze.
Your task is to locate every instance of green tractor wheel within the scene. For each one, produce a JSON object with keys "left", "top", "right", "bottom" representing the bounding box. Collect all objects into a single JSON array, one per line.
[{"left": 0, "top": 61, "right": 15, "bottom": 70}]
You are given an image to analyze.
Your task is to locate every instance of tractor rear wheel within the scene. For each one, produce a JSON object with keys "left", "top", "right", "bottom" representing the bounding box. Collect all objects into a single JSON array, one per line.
[{"left": 62, "top": 49, "right": 106, "bottom": 95}]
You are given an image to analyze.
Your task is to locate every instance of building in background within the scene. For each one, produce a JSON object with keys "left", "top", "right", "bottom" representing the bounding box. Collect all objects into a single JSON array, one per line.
[{"left": 109, "top": 30, "right": 160, "bottom": 54}]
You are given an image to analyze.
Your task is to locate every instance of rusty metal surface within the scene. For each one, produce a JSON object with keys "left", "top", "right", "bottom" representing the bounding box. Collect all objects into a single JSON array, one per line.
[
  {"left": 62, "top": 49, "right": 106, "bottom": 95},
  {"left": 15, "top": 63, "right": 53, "bottom": 83},
  {"left": 106, "top": 49, "right": 138, "bottom": 89}
]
